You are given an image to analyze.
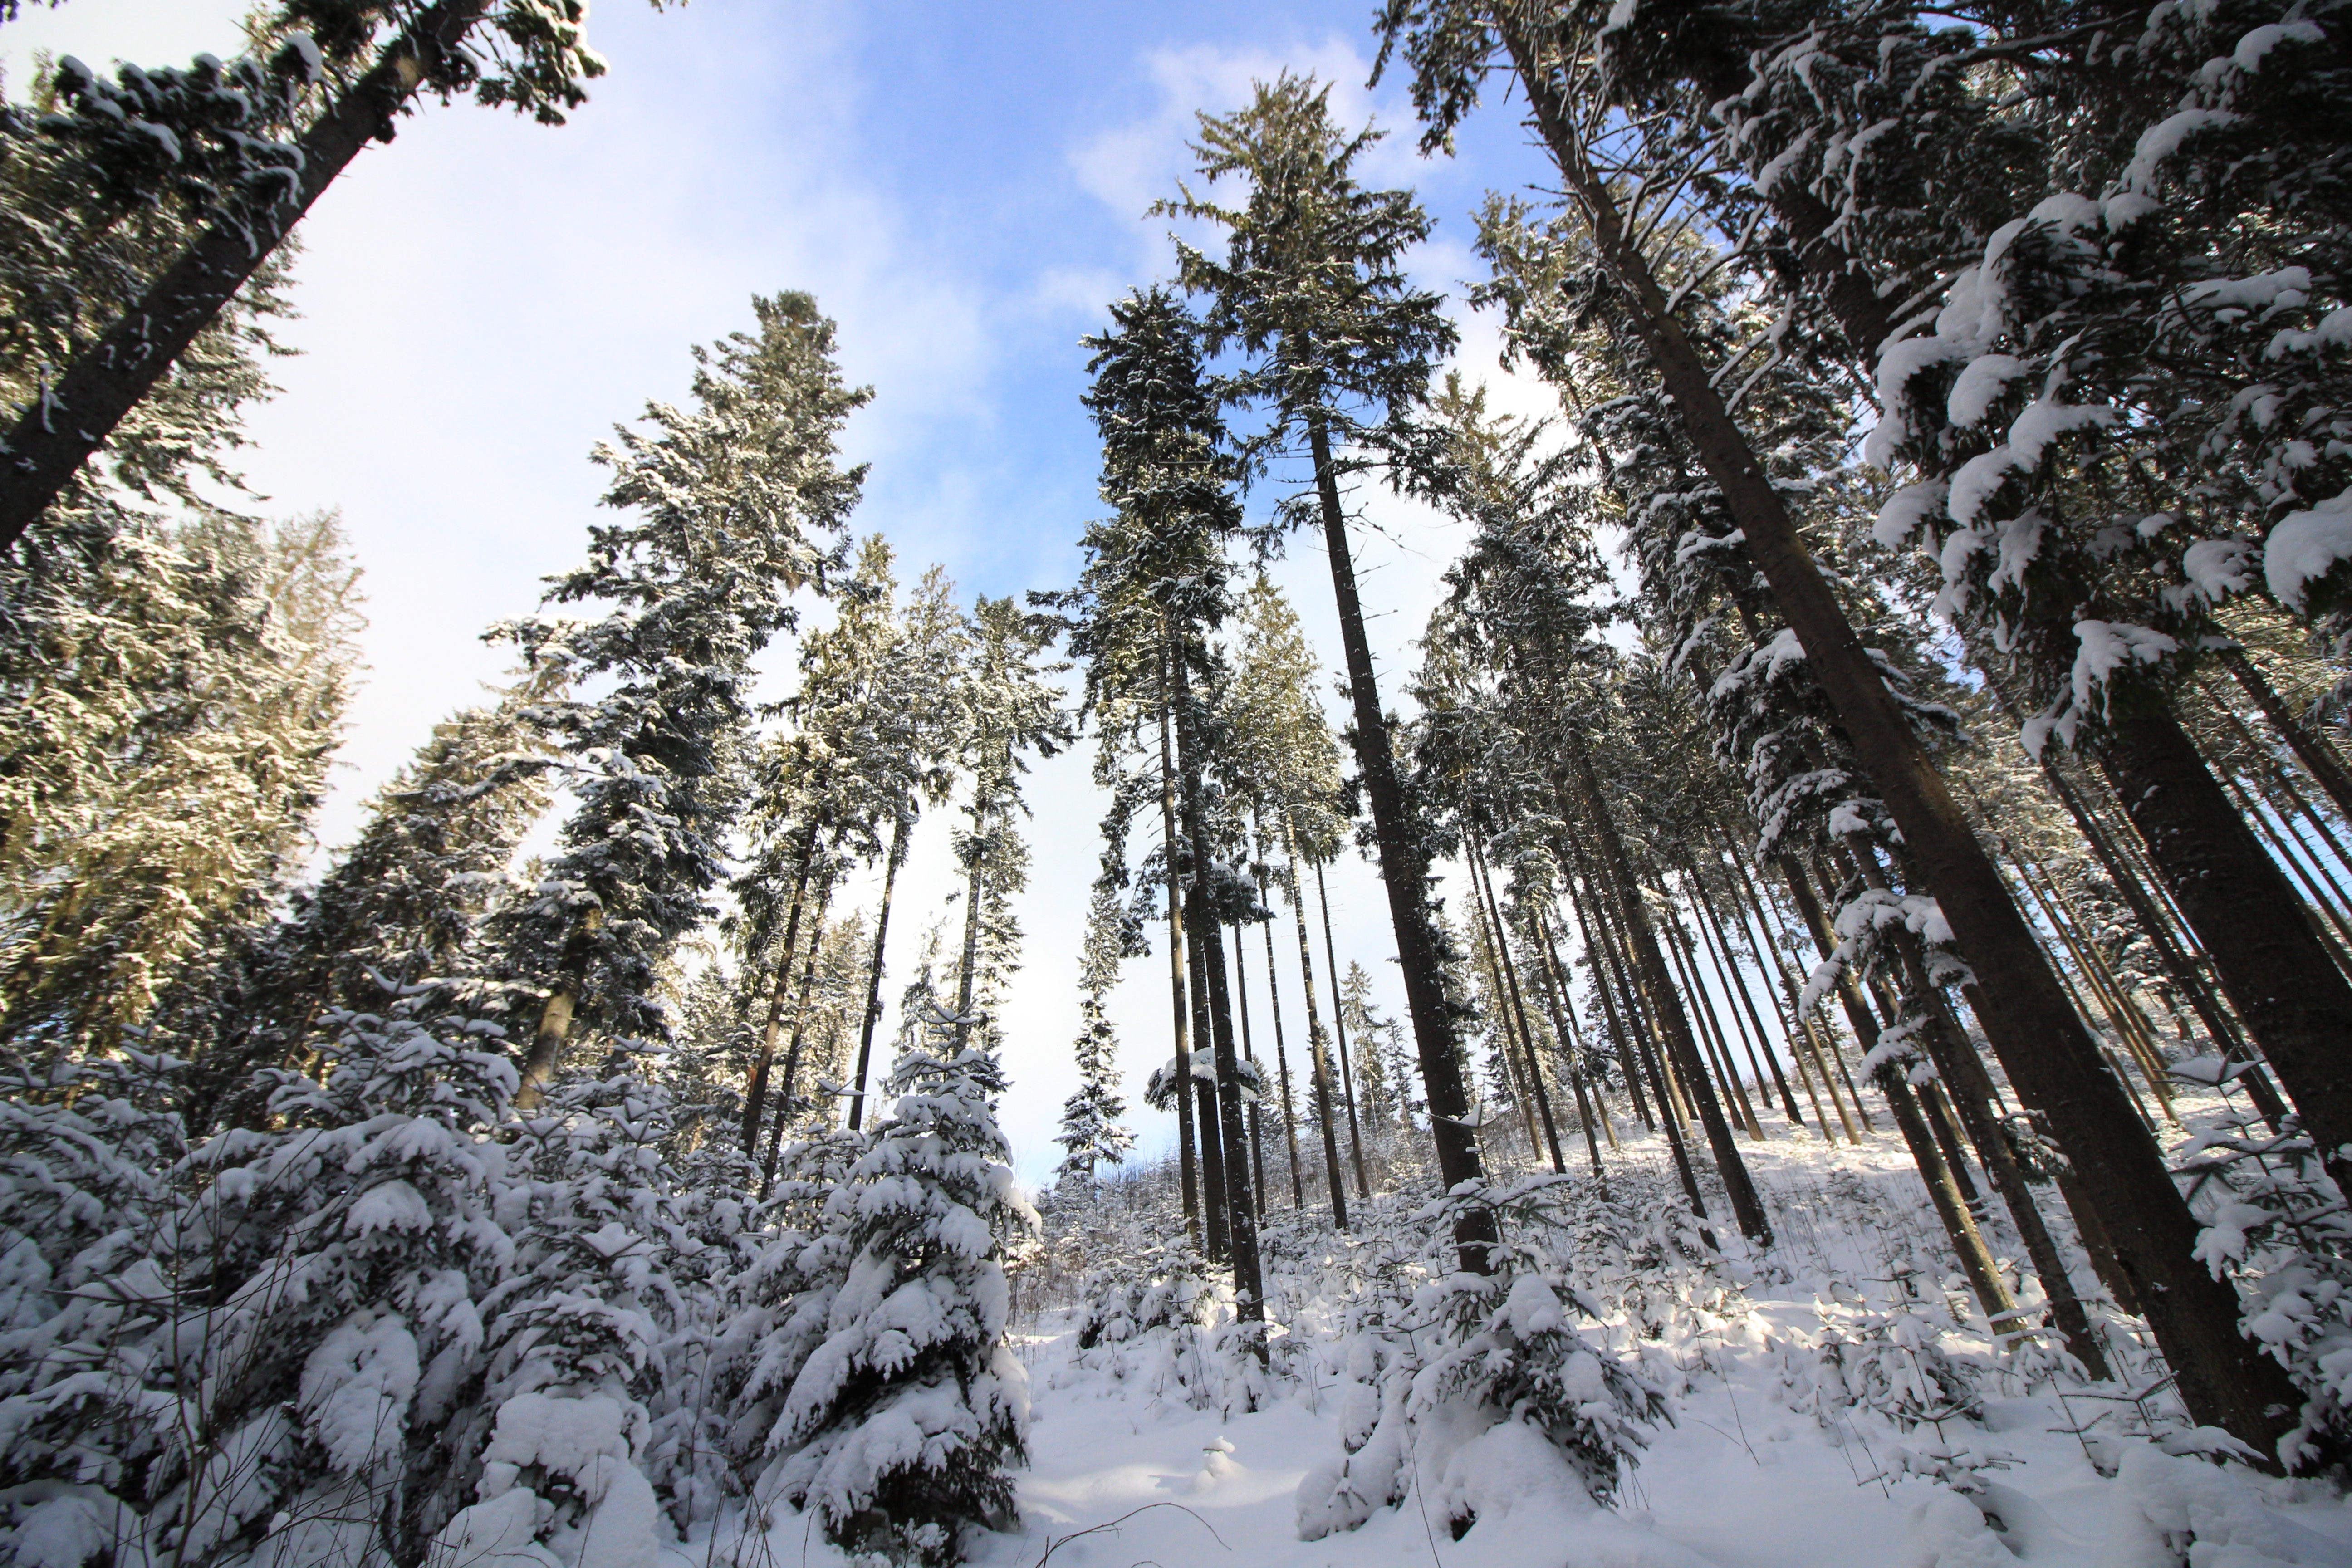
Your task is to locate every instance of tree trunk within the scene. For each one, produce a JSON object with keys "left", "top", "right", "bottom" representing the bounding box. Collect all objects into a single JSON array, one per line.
[
  {"left": 1504, "top": 33, "right": 2299, "bottom": 1456},
  {"left": 2099, "top": 700, "right": 2352, "bottom": 1199},
  {"left": 1230, "top": 921, "right": 1269, "bottom": 1223},
  {"left": 1157, "top": 657, "right": 1201, "bottom": 1241},
  {"left": 1254, "top": 818, "right": 1307, "bottom": 1207},
  {"left": 1878, "top": 1065, "right": 2023, "bottom": 1331},
  {"left": 1567, "top": 754, "right": 1773, "bottom": 1244},
  {"left": 0, "top": 0, "right": 500, "bottom": 549},
  {"left": 1313, "top": 857, "right": 1372, "bottom": 1198},
  {"left": 845, "top": 813, "right": 908, "bottom": 1132},
  {"left": 1470, "top": 832, "right": 1565, "bottom": 1172},
  {"left": 1286, "top": 812, "right": 1352, "bottom": 1229},
  {"left": 1307, "top": 412, "right": 1495, "bottom": 1272},
  {"left": 1688, "top": 862, "right": 1805, "bottom": 1125},
  {"left": 2221, "top": 645, "right": 2352, "bottom": 821},
  {"left": 1559, "top": 871, "right": 1652, "bottom": 1131},
  {"left": 1185, "top": 919, "right": 1230, "bottom": 1263},
  {"left": 1529, "top": 906, "right": 1608, "bottom": 1177}
]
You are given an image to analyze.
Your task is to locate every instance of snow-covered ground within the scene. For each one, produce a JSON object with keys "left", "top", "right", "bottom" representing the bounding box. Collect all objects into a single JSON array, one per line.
[{"left": 680, "top": 1114, "right": 2352, "bottom": 1568}]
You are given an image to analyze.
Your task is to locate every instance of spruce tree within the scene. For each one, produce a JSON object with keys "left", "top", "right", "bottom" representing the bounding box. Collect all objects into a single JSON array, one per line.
[
  {"left": 0, "top": 508, "right": 363, "bottom": 1062},
  {"left": 1164, "top": 76, "right": 1495, "bottom": 1272},
  {"left": 1063, "top": 287, "right": 1263, "bottom": 1309},
  {"left": 760, "top": 1006, "right": 1033, "bottom": 1567},
  {"left": 948, "top": 594, "right": 1069, "bottom": 1054},
  {"left": 1381, "top": 4, "right": 2303, "bottom": 1452},
  {"left": 495, "top": 292, "right": 865, "bottom": 1106},
  {"left": 1056, "top": 884, "right": 1137, "bottom": 1186},
  {"left": 0, "top": 0, "right": 653, "bottom": 546}
]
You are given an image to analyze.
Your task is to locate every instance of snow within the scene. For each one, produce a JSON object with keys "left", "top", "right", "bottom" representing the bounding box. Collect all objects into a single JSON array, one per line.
[
  {"left": 2070, "top": 620, "right": 2180, "bottom": 714},
  {"left": 2233, "top": 20, "right": 2326, "bottom": 72},
  {"left": 1873, "top": 482, "right": 1948, "bottom": 549},
  {"left": 298, "top": 1313, "right": 420, "bottom": 1471},
  {"left": 1945, "top": 354, "right": 2026, "bottom": 428},
  {"left": 639, "top": 1106, "right": 2352, "bottom": 1568},
  {"left": 2125, "top": 109, "right": 2241, "bottom": 190},
  {"left": 2263, "top": 488, "right": 2352, "bottom": 611},
  {"left": 2180, "top": 536, "right": 2257, "bottom": 601}
]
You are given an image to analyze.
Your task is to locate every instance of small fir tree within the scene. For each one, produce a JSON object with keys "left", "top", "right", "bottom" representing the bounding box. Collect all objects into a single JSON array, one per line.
[
  {"left": 760, "top": 1004, "right": 1034, "bottom": 1566},
  {"left": 1056, "top": 885, "right": 1137, "bottom": 1185}
]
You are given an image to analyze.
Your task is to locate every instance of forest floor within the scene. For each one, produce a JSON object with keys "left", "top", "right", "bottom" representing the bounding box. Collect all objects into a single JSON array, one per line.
[{"left": 691, "top": 1100, "right": 2352, "bottom": 1568}]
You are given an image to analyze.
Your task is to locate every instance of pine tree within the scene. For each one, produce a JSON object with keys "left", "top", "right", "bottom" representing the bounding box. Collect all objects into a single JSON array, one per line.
[
  {"left": 1163, "top": 75, "right": 1496, "bottom": 1273},
  {"left": 0, "top": 1, "right": 650, "bottom": 546},
  {"left": 1057, "top": 884, "right": 1137, "bottom": 1186},
  {"left": 1380, "top": 4, "right": 2305, "bottom": 1454},
  {"left": 175, "top": 671, "right": 560, "bottom": 1133},
  {"left": 0, "top": 507, "right": 363, "bottom": 1061},
  {"left": 495, "top": 291, "right": 864, "bottom": 1106},
  {"left": 1225, "top": 577, "right": 1358, "bottom": 1223},
  {"left": 759, "top": 1006, "right": 1034, "bottom": 1566},
  {"left": 948, "top": 595, "right": 1068, "bottom": 1055},
  {"left": 735, "top": 537, "right": 920, "bottom": 1154}
]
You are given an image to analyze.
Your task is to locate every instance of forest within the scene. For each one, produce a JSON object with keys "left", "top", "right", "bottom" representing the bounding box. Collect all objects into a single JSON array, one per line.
[{"left": 2, "top": 2, "right": 2352, "bottom": 1566}]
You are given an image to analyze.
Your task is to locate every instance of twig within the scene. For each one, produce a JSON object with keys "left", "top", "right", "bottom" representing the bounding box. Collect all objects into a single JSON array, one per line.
[{"left": 1032, "top": 1502, "right": 1229, "bottom": 1568}]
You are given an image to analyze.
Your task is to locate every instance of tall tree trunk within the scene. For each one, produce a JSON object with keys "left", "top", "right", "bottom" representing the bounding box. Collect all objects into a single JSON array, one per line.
[
  {"left": 1186, "top": 919, "right": 1230, "bottom": 1263},
  {"left": 1158, "top": 660, "right": 1201, "bottom": 1241},
  {"left": 2221, "top": 646, "right": 2352, "bottom": 820},
  {"left": 1533, "top": 906, "right": 1620, "bottom": 1149},
  {"left": 741, "top": 824, "right": 826, "bottom": 1148},
  {"left": 2030, "top": 755, "right": 2270, "bottom": 1103},
  {"left": 1307, "top": 412, "right": 1495, "bottom": 1272},
  {"left": 1503, "top": 33, "right": 2299, "bottom": 1456},
  {"left": 1661, "top": 897, "right": 1764, "bottom": 1138},
  {"left": 1286, "top": 813, "right": 1352, "bottom": 1229},
  {"left": 1687, "top": 862, "right": 1805, "bottom": 1125},
  {"left": 1559, "top": 872, "right": 1652, "bottom": 1130},
  {"left": 953, "top": 784, "right": 991, "bottom": 1046},
  {"left": 845, "top": 813, "right": 909, "bottom": 1132},
  {"left": 1779, "top": 853, "right": 2021, "bottom": 1327},
  {"left": 771, "top": 878, "right": 838, "bottom": 1147},
  {"left": 1470, "top": 832, "right": 1565, "bottom": 1172},
  {"left": 1528, "top": 906, "right": 1608, "bottom": 1177},
  {"left": 1230, "top": 921, "right": 1269, "bottom": 1222},
  {"left": 2099, "top": 701, "right": 2352, "bottom": 1198},
  {"left": 1567, "top": 753, "right": 1773, "bottom": 1244},
  {"left": 1311, "top": 857, "right": 1374, "bottom": 1199},
  {"left": 1254, "top": 823, "right": 1308, "bottom": 1207},
  {"left": 0, "top": 0, "right": 500, "bottom": 549}
]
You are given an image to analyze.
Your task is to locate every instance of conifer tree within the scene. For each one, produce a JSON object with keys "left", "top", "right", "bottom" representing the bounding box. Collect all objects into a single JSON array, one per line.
[
  {"left": 1057, "top": 884, "right": 1137, "bottom": 1186},
  {"left": 0, "top": 508, "right": 363, "bottom": 1061},
  {"left": 760, "top": 1005, "right": 1033, "bottom": 1567},
  {"left": 1062, "top": 287, "right": 1269, "bottom": 1307},
  {"left": 175, "top": 672, "right": 560, "bottom": 1132},
  {"left": 1165, "top": 76, "right": 1495, "bottom": 1272},
  {"left": 1225, "top": 576, "right": 1353, "bottom": 1220},
  {"left": 496, "top": 292, "right": 864, "bottom": 1106},
  {"left": 949, "top": 595, "right": 1069, "bottom": 1054},
  {"left": 1378, "top": 4, "right": 2304, "bottom": 1451},
  {"left": 736, "top": 537, "right": 920, "bottom": 1152},
  {"left": 0, "top": 0, "right": 657, "bottom": 546}
]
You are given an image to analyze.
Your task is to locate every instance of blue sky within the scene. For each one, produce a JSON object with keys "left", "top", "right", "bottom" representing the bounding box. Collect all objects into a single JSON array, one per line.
[{"left": 3, "top": 1, "right": 1568, "bottom": 1184}]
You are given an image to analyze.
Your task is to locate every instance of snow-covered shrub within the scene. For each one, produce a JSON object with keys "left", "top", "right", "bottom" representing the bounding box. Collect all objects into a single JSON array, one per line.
[
  {"left": 3, "top": 1002, "right": 522, "bottom": 1568},
  {"left": 0, "top": 1051, "right": 190, "bottom": 1568},
  {"left": 1297, "top": 1175, "right": 1667, "bottom": 1540},
  {"left": 1776, "top": 1304, "right": 1985, "bottom": 1433},
  {"left": 440, "top": 1067, "right": 689, "bottom": 1567},
  {"left": 758, "top": 1010, "right": 1034, "bottom": 1566},
  {"left": 710, "top": 1129, "right": 866, "bottom": 1489},
  {"left": 1067, "top": 1243, "right": 1224, "bottom": 1407},
  {"left": 2176, "top": 1112, "right": 2352, "bottom": 1470}
]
